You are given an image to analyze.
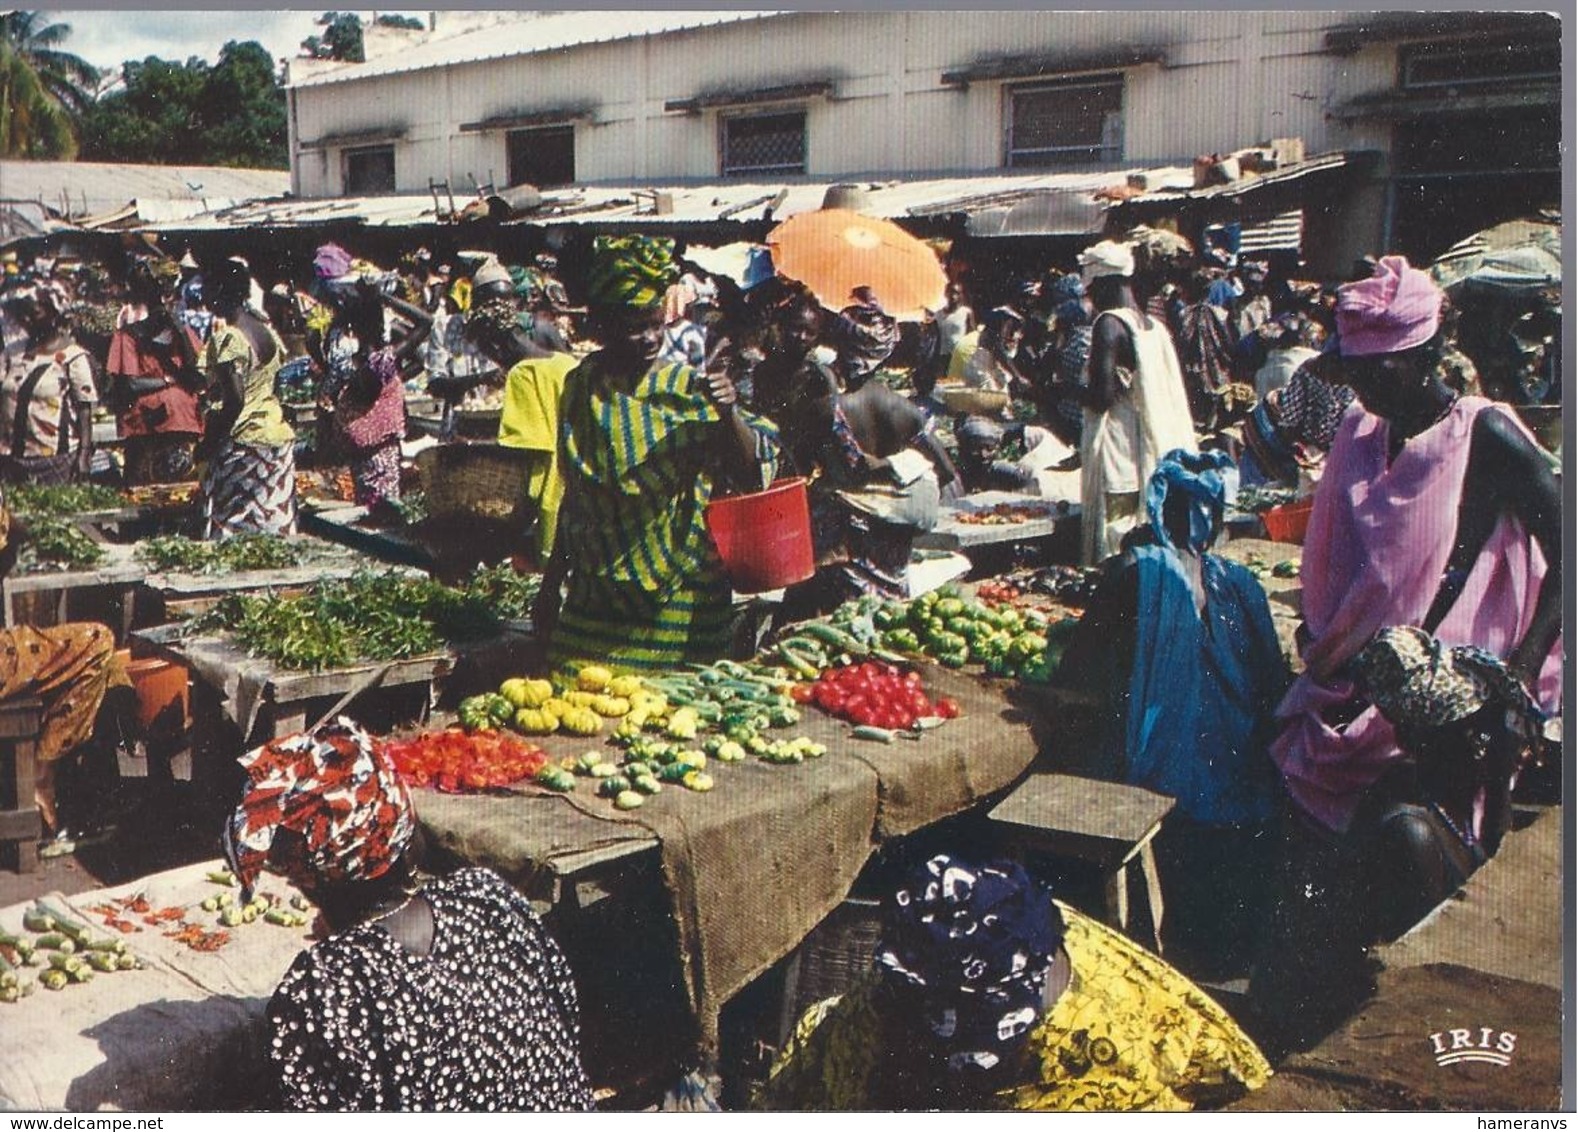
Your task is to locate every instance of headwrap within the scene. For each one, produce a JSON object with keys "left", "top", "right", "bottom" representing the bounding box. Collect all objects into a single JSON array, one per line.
[
  {"left": 875, "top": 854, "right": 1065, "bottom": 1074},
  {"left": 1047, "top": 273, "right": 1085, "bottom": 306},
  {"left": 466, "top": 296, "right": 520, "bottom": 341},
  {"left": 586, "top": 235, "right": 678, "bottom": 310},
  {"left": 984, "top": 305, "right": 1024, "bottom": 333},
  {"left": 834, "top": 292, "right": 900, "bottom": 377},
  {"left": 221, "top": 717, "right": 416, "bottom": 902},
  {"left": 1078, "top": 240, "right": 1135, "bottom": 284},
  {"left": 312, "top": 243, "right": 354, "bottom": 281},
  {"left": 1352, "top": 626, "right": 1544, "bottom": 743},
  {"left": 1145, "top": 447, "right": 1234, "bottom": 554},
  {"left": 1335, "top": 254, "right": 1443, "bottom": 358},
  {"left": 470, "top": 257, "right": 513, "bottom": 294}
]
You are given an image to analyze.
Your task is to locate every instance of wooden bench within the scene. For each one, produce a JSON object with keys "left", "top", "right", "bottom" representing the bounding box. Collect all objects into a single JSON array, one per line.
[
  {"left": 0, "top": 697, "right": 45, "bottom": 874},
  {"left": 990, "top": 773, "right": 1175, "bottom": 953}
]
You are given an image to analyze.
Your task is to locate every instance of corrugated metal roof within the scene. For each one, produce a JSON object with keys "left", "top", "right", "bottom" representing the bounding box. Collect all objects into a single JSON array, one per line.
[
  {"left": 288, "top": 11, "right": 791, "bottom": 90},
  {"left": 0, "top": 160, "right": 289, "bottom": 220},
  {"left": 1137, "top": 152, "right": 1348, "bottom": 203},
  {"left": 150, "top": 166, "right": 1200, "bottom": 237}
]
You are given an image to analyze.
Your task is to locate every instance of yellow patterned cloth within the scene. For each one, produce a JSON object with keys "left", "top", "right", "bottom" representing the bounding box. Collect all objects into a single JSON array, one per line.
[{"left": 759, "top": 902, "right": 1270, "bottom": 1111}]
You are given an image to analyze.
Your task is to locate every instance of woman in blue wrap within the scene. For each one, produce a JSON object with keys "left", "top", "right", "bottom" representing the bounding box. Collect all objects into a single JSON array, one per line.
[{"left": 1054, "top": 448, "right": 1288, "bottom": 975}]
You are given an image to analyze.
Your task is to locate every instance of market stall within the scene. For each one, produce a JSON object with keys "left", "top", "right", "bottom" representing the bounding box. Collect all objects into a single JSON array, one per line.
[{"left": 0, "top": 860, "right": 312, "bottom": 1112}]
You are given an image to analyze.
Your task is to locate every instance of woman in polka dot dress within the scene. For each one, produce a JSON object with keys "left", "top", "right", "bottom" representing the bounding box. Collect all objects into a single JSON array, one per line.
[{"left": 224, "top": 719, "right": 593, "bottom": 1112}]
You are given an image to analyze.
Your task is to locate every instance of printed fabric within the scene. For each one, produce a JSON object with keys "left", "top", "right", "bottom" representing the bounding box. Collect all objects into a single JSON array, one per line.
[
  {"left": 550, "top": 353, "right": 777, "bottom": 673},
  {"left": 759, "top": 902, "right": 1271, "bottom": 1111},
  {"left": 1, "top": 344, "right": 98, "bottom": 458},
  {"left": 267, "top": 867, "right": 593, "bottom": 1112},
  {"left": 222, "top": 717, "right": 415, "bottom": 901}
]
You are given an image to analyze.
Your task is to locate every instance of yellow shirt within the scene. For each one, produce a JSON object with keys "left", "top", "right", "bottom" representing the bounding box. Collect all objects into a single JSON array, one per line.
[
  {"left": 201, "top": 321, "right": 295, "bottom": 447},
  {"left": 759, "top": 902, "right": 1271, "bottom": 1111},
  {"left": 497, "top": 352, "right": 576, "bottom": 558}
]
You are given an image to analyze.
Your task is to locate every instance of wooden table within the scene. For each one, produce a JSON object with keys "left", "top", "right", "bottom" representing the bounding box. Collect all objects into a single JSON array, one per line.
[
  {"left": 916, "top": 491, "right": 1075, "bottom": 552},
  {"left": 2, "top": 544, "right": 147, "bottom": 642},
  {"left": 989, "top": 772, "right": 1175, "bottom": 953}
]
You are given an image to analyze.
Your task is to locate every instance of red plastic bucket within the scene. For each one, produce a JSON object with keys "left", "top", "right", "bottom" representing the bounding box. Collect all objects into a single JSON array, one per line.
[
  {"left": 705, "top": 477, "right": 816, "bottom": 593},
  {"left": 1262, "top": 499, "right": 1314, "bottom": 544}
]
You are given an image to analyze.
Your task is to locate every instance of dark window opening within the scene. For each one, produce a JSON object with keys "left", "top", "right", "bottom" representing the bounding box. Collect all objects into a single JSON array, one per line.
[
  {"left": 1389, "top": 109, "right": 1560, "bottom": 260},
  {"left": 1006, "top": 74, "right": 1124, "bottom": 168},
  {"left": 720, "top": 110, "right": 806, "bottom": 177},
  {"left": 1399, "top": 38, "right": 1560, "bottom": 88},
  {"left": 507, "top": 125, "right": 576, "bottom": 189},
  {"left": 343, "top": 145, "right": 396, "bottom": 194}
]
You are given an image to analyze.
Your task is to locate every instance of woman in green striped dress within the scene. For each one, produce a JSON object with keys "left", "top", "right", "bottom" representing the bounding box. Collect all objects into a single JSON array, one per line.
[{"left": 533, "top": 237, "right": 778, "bottom": 674}]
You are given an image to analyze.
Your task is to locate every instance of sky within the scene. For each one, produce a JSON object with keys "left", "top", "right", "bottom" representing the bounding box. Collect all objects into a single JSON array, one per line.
[{"left": 50, "top": 10, "right": 335, "bottom": 73}]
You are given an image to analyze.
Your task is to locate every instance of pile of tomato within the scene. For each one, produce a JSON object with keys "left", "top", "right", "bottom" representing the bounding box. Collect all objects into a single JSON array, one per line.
[
  {"left": 805, "top": 662, "right": 960, "bottom": 730},
  {"left": 383, "top": 729, "right": 549, "bottom": 792}
]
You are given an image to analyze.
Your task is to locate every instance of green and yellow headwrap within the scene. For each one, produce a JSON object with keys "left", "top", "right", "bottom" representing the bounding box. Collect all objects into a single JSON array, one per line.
[{"left": 586, "top": 235, "right": 678, "bottom": 311}]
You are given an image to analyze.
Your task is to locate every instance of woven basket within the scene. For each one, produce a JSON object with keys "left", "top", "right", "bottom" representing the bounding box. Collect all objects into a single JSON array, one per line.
[
  {"left": 938, "top": 385, "right": 1011, "bottom": 415},
  {"left": 415, "top": 443, "right": 533, "bottom": 525},
  {"left": 778, "top": 898, "right": 882, "bottom": 1044}
]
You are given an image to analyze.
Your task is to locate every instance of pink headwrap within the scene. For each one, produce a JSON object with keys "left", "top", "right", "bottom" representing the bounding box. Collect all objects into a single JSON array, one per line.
[
  {"left": 660, "top": 281, "right": 697, "bottom": 326},
  {"left": 1335, "top": 255, "right": 1443, "bottom": 358},
  {"left": 312, "top": 242, "right": 355, "bottom": 281}
]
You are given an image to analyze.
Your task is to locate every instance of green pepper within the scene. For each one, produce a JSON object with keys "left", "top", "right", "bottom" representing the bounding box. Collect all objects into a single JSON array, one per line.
[
  {"left": 934, "top": 597, "right": 966, "bottom": 619},
  {"left": 1018, "top": 657, "right": 1052, "bottom": 684},
  {"left": 939, "top": 648, "right": 969, "bottom": 669},
  {"left": 873, "top": 603, "right": 907, "bottom": 631}
]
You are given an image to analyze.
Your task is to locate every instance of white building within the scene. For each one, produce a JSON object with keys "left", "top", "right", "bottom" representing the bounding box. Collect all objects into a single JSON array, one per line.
[{"left": 281, "top": 9, "right": 1559, "bottom": 266}]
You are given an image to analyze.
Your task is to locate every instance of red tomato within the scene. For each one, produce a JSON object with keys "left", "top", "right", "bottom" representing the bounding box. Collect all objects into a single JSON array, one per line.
[
  {"left": 790, "top": 683, "right": 814, "bottom": 704},
  {"left": 934, "top": 697, "right": 961, "bottom": 720}
]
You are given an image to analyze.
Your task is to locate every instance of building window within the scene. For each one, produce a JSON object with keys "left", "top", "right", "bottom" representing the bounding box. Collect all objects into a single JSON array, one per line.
[
  {"left": 1399, "top": 38, "right": 1560, "bottom": 88},
  {"left": 720, "top": 110, "right": 806, "bottom": 177},
  {"left": 507, "top": 125, "right": 576, "bottom": 189},
  {"left": 343, "top": 145, "right": 396, "bottom": 194},
  {"left": 1005, "top": 74, "right": 1124, "bottom": 168}
]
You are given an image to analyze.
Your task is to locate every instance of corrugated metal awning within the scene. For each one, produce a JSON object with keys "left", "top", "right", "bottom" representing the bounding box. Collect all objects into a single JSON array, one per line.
[
  {"left": 459, "top": 107, "right": 598, "bottom": 133},
  {"left": 664, "top": 81, "right": 836, "bottom": 115},
  {"left": 941, "top": 46, "right": 1167, "bottom": 88},
  {"left": 144, "top": 165, "right": 1211, "bottom": 237},
  {"left": 298, "top": 127, "right": 410, "bottom": 152},
  {"left": 1136, "top": 152, "right": 1349, "bottom": 204},
  {"left": 1237, "top": 210, "right": 1304, "bottom": 255}
]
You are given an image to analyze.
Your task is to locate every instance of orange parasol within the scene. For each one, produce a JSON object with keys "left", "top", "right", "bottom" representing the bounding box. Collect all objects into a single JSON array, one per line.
[{"left": 766, "top": 209, "right": 947, "bottom": 320}]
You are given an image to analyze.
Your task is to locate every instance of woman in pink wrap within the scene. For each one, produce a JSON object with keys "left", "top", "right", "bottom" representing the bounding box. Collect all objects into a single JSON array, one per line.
[{"left": 1250, "top": 255, "right": 1561, "bottom": 1054}]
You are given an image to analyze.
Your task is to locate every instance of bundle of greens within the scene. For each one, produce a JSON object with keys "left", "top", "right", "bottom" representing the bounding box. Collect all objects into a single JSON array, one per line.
[
  {"left": 190, "top": 570, "right": 504, "bottom": 671},
  {"left": 8, "top": 483, "right": 124, "bottom": 518},
  {"left": 463, "top": 561, "right": 541, "bottom": 621},
  {"left": 16, "top": 516, "right": 106, "bottom": 573},
  {"left": 137, "top": 535, "right": 304, "bottom": 574}
]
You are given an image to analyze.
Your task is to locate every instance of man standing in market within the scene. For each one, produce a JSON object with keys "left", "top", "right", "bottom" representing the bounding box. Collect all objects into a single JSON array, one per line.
[{"left": 1071, "top": 240, "right": 1196, "bottom": 564}]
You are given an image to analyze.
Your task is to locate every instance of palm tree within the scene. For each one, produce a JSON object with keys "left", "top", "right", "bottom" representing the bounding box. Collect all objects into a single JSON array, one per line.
[{"left": 0, "top": 11, "right": 98, "bottom": 158}]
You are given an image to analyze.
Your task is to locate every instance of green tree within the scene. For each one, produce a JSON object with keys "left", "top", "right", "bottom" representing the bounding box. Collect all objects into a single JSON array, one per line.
[
  {"left": 199, "top": 41, "right": 287, "bottom": 167},
  {"left": 78, "top": 42, "right": 286, "bottom": 168},
  {"left": 301, "top": 11, "right": 365, "bottom": 63},
  {"left": 0, "top": 11, "right": 99, "bottom": 159},
  {"left": 375, "top": 14, "right": 425, "bottom": 31}
]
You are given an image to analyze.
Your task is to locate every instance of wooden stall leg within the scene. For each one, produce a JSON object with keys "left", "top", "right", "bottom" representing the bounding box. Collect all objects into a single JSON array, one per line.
[
  {"left": 1138, "top": 840, "right": 1165, "bottom": 954},
  {"left": 1103, "top": 865, "right": 1129, "bottom": 933}
]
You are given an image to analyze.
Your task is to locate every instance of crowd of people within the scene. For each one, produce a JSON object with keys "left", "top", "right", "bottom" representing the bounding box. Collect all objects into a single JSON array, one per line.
[{"left": 0, "top": 218, "right": 1562, "bottom": 1111}]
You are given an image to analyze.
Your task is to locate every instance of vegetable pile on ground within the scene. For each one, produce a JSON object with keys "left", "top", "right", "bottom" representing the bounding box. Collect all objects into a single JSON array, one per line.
[
  {"left": 384, "top": 729, "right": 548, "bottom": 792},
  {"left": 188, "top": 569, "right": 506, "bottom": 671},
  {"left": 1239, "top": 552, "right": 1301, "bottom": 581},
  {"left": 1233, "top": 486, "right": 1300, "bottom": 514},
  {"left": 0, "top": 901, "right": 143, "bottom": 1000},
  {"left": 137, "top": 533, "right": 304, "bottom": 573}
]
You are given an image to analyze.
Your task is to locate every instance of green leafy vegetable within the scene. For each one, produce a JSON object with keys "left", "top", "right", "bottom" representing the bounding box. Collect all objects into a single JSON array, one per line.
[{"left": 137, "top": 535, "right": 303, "bottom": 573}]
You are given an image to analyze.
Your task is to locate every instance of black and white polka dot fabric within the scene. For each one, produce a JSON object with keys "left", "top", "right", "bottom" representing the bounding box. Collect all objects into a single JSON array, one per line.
[{"left": 267, "top": 867, "right": 593, "bottom": 1111}]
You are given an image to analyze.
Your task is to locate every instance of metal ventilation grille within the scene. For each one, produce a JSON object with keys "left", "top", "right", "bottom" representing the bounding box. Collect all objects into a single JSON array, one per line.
[{"left": 722, "top": 111, "right": 806, "bottom": 176}]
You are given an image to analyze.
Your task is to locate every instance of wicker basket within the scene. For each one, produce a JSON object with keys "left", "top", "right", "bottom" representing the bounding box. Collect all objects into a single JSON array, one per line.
[
  {"left": 414, "top": 443, "right": 534, "bottom": 525},
  {"left": 938, "top": 385, "right": 1011, "bottom": 415},
  {"left": 778, "top": 898, "right": 882, "bottom": 1045}
]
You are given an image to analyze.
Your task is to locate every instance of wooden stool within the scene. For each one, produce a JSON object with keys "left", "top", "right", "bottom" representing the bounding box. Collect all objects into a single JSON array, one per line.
[
  {"left": 0, "top": 696, "right": 45, "bottom": 874},
  {"left": 990, "top": 773, "right": 1175, "bottom": 953}
]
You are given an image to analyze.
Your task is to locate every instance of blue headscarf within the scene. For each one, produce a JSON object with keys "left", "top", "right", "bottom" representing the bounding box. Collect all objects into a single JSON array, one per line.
[
  {"left": 876, "top": 854, "right": 1065, "bottom": 1074},
  {"left": 1146, "top": 448, "right": 1235, "bottom": 554},
  {"left": 1047, "top": 272, "right": 1084, "bottom": 306}
]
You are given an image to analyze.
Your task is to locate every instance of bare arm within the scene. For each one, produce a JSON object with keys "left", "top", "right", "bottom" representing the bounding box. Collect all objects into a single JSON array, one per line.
[
  {"left": 384, "top": 294, "right": 435, "bottom": 368},
  {"left": 1077, "top": 314, "right": 1130, "bottom": 414}
]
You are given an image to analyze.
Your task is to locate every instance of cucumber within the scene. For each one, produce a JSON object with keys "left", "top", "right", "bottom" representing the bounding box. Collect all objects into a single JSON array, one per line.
[{"left": 851, "top": 725, "right": 898, "bottom": 744}]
